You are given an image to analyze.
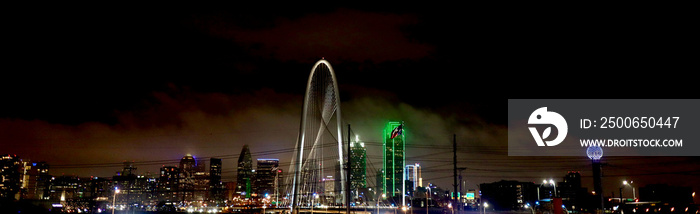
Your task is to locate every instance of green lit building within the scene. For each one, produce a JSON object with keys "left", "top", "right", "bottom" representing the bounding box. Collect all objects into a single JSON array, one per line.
[{"left": 382, "top": 121, "right": 405, "bottom": 197}]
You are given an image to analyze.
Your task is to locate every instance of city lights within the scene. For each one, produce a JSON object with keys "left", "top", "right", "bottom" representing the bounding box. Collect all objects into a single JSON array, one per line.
[{"left": 1, "top": 15, "right": 696, "bottom": 214}]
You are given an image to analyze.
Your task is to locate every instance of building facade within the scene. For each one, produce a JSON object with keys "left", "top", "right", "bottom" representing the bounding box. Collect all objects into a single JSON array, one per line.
[
  {"left": 158, "top": 166, "right": 179, "bottom": 201},
  {"left": 350, "top": 140, "right": 367, "bottom": 193},
  {"left": 404, "top": 164, "right": 422, "bottom": 191},
  {"left": 383, "top": 122, "right": 405, "bottom": 197},
  {"left": 254, "top": 159, "right": 279, "bottom": 198},
  {"left": 209, "top": 158, "right": 224, "bottom": 203},
  {"left": 236, "top": 145, "right": 253, "bottom": 198},
  {"left": 1, "top": 154, "right": 22, "bottom": 199}
]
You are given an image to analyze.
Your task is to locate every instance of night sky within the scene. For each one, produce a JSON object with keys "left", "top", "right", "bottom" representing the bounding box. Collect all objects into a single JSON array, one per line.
[{"left": 2, "top": 5, "right": 698, "bottom": 200}]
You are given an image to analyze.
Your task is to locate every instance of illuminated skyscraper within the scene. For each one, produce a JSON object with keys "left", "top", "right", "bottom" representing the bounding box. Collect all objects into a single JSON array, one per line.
[
  {"left": 254, "top": 159, "right": 279, "bottom": 197},
  {"left": 210, "top": 158, "right": 224, "bottom": 203},
  {"left": 1, "top": 154, "right": 22, "bottom": 199},
  {"left": 236, "top": 145, "right": 253, "bottom": 198},
  {"left": 404, "top": 163, "right": 422, "bottom": 191},
  {"left": 178, "top": 154, "right": 197, "bottom": 201},
  {"left": 382, "top": 121, "right": 405, "bottom": 197},
  {"left": 350, "top": 138, "right": 367, "bottom": 192},
  {"left": 20, "top": 161, "right": 50, "bottom": 200},
  {"left": 158, "top": 166, "right": 179, "bottom": 201}
]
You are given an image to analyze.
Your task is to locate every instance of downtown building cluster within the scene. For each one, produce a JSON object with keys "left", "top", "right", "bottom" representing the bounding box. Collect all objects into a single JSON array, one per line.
[
  {"left": 0, "top": 151, "right": 285, "bottom": 212},
  {"left": 1, "top": 154, "right": 228, "bottom": 212}
]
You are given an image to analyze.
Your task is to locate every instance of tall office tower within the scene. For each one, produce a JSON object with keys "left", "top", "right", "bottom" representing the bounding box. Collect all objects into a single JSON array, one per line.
[
  {"left": 1, "top": 154, "right": 22, "bottom": 199},
  {"left": 19, "top": 159, "right": 36, "bottom": 200},
  {"left": 114, "top": 161, "right": 142, "bottom": 203},
  {"left": 159, "top": 166, "right": 180, "bottom": 201},
  {"left": 254, "top": 159, "right": 279, "bottom": 197},
  {"left": 236, "top": 145, "right": 253, "bottom": 198},
  {"left": 350, "top": 139, "right": 367, "bottom": 194},
  {"left": 561, "top": 171, "right": 583, "bottom": 209},
  {"left": 210, "top": 158, "right": 224, "bottom": 203},
  {"left": 273, "top": 168, "right": 283, "bottom": 201},
  {"left": 20, "top": 161, "right": 50, "bottom": 200},
  {"left": 383, "top": 122, "right": 405, "bottom": 197},
  {"left": 404, "top": 163, "right": 422, "bottom": 191},
  {"left": 192, "top": 159, "right": 208, "bottom": 201},
  {"left": 178, "top": 154, "right": 197, "bottom": 201}
]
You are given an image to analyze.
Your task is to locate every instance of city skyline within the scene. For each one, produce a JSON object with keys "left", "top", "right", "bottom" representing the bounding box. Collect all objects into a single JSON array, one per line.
[{"left": 2, "top": 5, "right": 699, "bottom": 206}]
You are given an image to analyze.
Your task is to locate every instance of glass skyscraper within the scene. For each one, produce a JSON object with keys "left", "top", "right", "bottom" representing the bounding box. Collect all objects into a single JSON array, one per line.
[
  {"left": 382, "top": 121, "right": 404, "bottom": 197},
  {"left": 236, "top": 145, "right": 253, "bottom": 198}
]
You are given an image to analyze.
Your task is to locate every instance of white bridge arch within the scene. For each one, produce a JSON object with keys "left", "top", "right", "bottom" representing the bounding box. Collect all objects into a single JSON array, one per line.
[{"left": 288, "top": 59, "right": 345, "bottom": 212}]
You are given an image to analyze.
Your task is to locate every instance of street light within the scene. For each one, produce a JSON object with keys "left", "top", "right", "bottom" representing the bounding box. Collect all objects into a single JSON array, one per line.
[
  {"left": 112, "top": 187, "right": 120, "bottom": 214},
  {"left": 537, "top": 180, "right": 547, "bottom": 201},
  {"left": 525, "top": 203, "right": 535, "bottom": 214},
  {"left": 549, "top": 179, "right": 557, "bottom": 198},
  {"left": 426, "top": 187, "right": 431, "bottom": 214},
  {"left": 621, "top": 180, "right": 635, "bottom": 202},
  {"left": 377, "top": 193, "right": 386, "bottom": 214},
  {"left": 541, "top": 179, "right": 556, "bottom": 198},
  {"left": 483, "top": 202, "right": 489, "bottom": 214}
]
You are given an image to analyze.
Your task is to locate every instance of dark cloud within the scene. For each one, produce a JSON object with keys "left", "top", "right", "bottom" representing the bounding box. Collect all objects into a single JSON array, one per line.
[
  {"left": 1, "top": 87, "right": 301, "bottom": 175},
  {"left": 193, "top": 9, "right": 434, "bottom": 63}
]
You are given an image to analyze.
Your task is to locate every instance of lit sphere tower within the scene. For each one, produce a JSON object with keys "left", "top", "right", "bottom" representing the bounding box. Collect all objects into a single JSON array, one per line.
[{"left": 587, "top": 146, "right": 604, "bottom": 213}]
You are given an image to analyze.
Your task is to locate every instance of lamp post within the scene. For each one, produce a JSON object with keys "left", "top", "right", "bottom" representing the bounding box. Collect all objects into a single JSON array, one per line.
[
  {"left": 540, "top": 180, "right": 549, "bottom": 200},
  {"left": 525, "top": 203, "right": 534, "bottom": 214},
  {"left": 378, "top": 193, "right": 386, "bottom": 214},
  {"left": 621, "top": 180, "right": 635, "bottom": 203},
  {"left": 537, "top": 181, "right": 545, "bottom": 201},
  {"left": 426, "top": 187, "right": 431, "bottom": 214},
  {"left": 483, "top": 202, "right": 488, "bottom": 214},
  {"left": 112, "top": 187, "right": 120, "bottom": 214},
  {"left": 549, "top": 179, "right": 557, "bottom": 198},
  {"left": 623, "top": 180, "right": 635, "bottom": 199},
  {"left": 541, "top": 179, "right": 556, "bottom": 198}
]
